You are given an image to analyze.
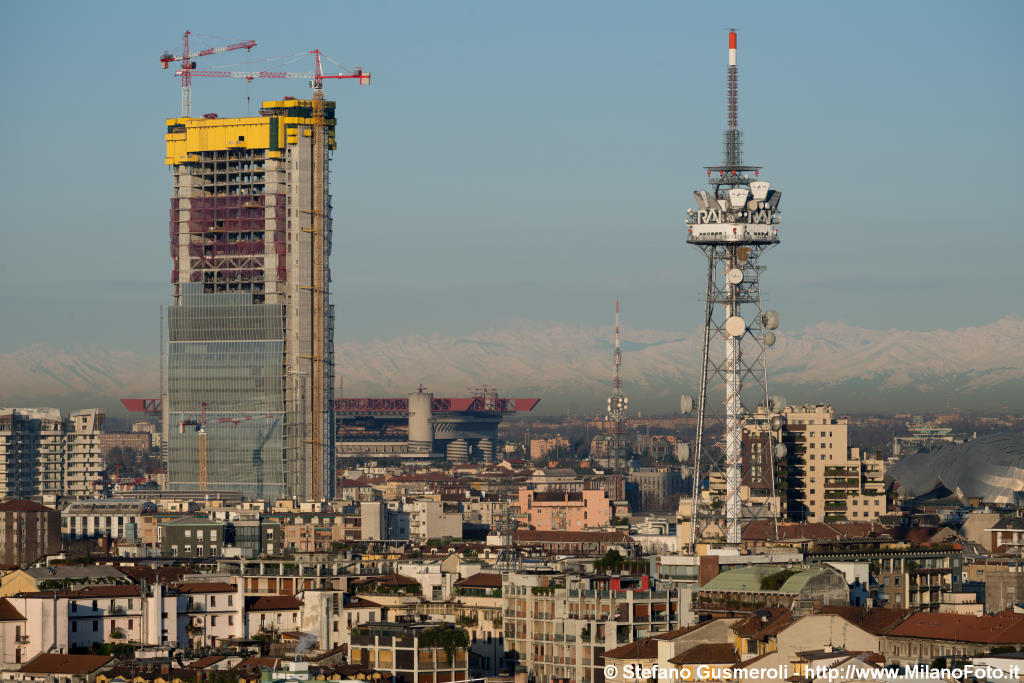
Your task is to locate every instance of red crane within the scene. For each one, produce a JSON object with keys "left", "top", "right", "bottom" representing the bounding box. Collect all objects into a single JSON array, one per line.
[
  {"left": 177, "top": 49, "right": 370, "bottom": 88},
  {"left": 160, "top": 30, "right": 257, "bottom": 117}
]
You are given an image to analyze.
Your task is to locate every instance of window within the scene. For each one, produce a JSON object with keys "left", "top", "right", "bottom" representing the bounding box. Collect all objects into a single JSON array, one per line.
[
  {"left": 128, "top": 619, "right": 134, "bottom": 630},
  {"left": 211, "top": 616, "right": 217, "bottom": 627},
  {"left": 197, "top": 529, "right": 204, "bottom": 540},
  {"left": 93, "top": 620, "right": 98, "bottom": 632},
  {"left": 211, "top": 596, "right": 217, "bottom": 607},
  {"left": 228, "top": 595, "right": 233, "bottom": 607},
  {"left": 229, "top": 615, "right": 233, "bottom": 626},
  {"left": 72, "top": 622, "right": 77, "bottom": 632},
  {"left": 185, "top": 529, "right": 191, "bottom": 538}
]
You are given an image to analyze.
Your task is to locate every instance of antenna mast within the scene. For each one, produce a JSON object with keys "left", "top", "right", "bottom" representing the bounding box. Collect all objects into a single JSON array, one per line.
[
  {"left": 606, "top": 300, "right": 629, "bottom": 470},
  {"left": 685, "top": 30, "right": 783, "bottom": 547}
]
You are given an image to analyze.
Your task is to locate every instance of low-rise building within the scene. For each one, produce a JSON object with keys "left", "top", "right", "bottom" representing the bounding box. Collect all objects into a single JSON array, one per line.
[
  {"left": 159, "top": 517, "right": 227, "bottom": 558},
  {"left": 177, "top": 582, "right": 242, "bottom": 648},
  {"left": 695, "top": 566, "right": 848, "bottom": 617},
  {"left": 62, "top": 499, "right": 156, "bottom": 544},
  {"left": 350, "top": 622, "right": 470, "bottom": 683},
  {"left": 514, "top": 487, "right": 613, "bottom": 531},
  {"left": 806, "top": 539, "right": 964, "bottom": 611},
  {"left": 881, "top": 612, "right": 1024, "bottom": 665}
]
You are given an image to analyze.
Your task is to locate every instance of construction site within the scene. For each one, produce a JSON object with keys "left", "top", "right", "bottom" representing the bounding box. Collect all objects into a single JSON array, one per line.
[{"left": 160, "top": 36, "right": 368, "bottom": 500}]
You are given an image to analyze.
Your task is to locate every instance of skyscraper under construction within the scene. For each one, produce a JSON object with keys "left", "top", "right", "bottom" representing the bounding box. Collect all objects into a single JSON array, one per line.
[{"left": 164, "top": 97, "right": 338, "bottom": 500}]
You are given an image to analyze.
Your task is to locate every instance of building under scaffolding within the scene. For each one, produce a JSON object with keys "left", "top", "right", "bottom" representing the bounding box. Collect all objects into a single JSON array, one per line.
[{"left": 164, "top": 98, "right": 337, "bottom": 499}]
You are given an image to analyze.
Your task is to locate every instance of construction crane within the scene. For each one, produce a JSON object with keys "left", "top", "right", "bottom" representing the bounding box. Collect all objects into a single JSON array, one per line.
[
  {"left": 181, "top": 49, "right": 369, "bottom": 500},
  {"left": 160, "top": 31, "right": 257, "bottom": 117}
]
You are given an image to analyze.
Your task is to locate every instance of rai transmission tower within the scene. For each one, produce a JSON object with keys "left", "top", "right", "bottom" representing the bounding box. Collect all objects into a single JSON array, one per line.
[
  {"left": 685, "top": 30, "right": 783, "bottom": 546},
  {"left": 606, "top": 300, "right": 629, "bottom": 470}
]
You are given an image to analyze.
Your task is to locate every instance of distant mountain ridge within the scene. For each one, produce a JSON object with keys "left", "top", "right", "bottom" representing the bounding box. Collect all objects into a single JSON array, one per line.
[{"left": 2, "top": 316, "right": 1022, "bottom": 414}]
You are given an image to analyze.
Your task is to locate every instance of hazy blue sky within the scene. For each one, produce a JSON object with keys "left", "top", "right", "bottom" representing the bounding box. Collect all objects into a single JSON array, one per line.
[{"left": 1, "top": 0, "right": 1021, "bottom": 354}]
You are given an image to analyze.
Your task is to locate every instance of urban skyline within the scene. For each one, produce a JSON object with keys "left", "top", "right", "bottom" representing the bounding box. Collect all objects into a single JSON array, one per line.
[
  {"left": 1, "top": 5, "right": 1024, "bottom": 681},
  {"left": 1, "top": 1, "right": 1022, "bottom": 369}
]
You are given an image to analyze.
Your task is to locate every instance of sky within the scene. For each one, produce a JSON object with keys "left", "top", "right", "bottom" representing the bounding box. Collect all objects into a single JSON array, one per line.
[{"left": 1, "top": 0, "right": 1022, "bottom": 355}]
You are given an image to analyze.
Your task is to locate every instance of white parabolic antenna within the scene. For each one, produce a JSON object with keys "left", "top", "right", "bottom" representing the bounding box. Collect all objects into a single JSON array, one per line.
[
  {"left": 763, "top": 310, "right": 780, "bottom": 330},
  {"left": 726, "top": 268, "right": 743, "bottom": 284},
  {"left": 764, "top": 331, "right": 776, "bottom": 346},
  {"left": 724, "top": 316, "right": 746, "bottom": 337},
  {"left": 680, "top": 394, "right": 694, "bottom": 415}
]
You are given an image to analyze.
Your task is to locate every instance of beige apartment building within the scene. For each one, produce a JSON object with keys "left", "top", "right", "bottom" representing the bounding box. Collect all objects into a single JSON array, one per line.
[
  {"left": 503, "top": 570, "right": 684, "bottom": 683},
  {"left": 0, "top": 408, "right": 104, "bottom": 499},
  {"left": 746, "top": 404, "right": 886, "bottom": 523}
]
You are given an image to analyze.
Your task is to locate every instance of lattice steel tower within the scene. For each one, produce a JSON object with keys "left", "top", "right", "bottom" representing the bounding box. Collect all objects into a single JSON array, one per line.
[
  {"left": 685, "top": 30, "right": 782, "bottom": 546},
  {"left": 606, "top": 300, "right": 629, "bottom": 470}
]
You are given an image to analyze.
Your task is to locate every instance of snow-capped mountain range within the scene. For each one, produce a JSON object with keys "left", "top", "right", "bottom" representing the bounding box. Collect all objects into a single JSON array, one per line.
[{"left": 2, "top": 316, "right": 1022, "bottom": 414}]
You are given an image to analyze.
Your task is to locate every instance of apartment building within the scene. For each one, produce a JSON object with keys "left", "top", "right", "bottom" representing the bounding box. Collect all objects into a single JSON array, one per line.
[
  {"left": 0, "top": 500, "right": 60, "bottom": 566},
  {"left": 0, "top": 408, "right": 104, "bottom": 499},
  {"left": 514, "top": 487, "right": 613, "bottom": 531},
  {"left": 3, "top": 583, "right": 187, "bottom": 663},
  {"left": 746, "top": 404, "right": 886, "bottom": 523},
  {"left": 503, "top": 570, "right": 684, "bottom": 683},
  {"left": 349, "top": 622, "right": 470, "bottom": 683},
  {"left": 807, "top": 539, "right": 964, "bottom": 611}
]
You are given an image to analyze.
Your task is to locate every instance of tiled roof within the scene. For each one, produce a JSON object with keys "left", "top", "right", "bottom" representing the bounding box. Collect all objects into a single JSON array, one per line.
[
  {"left": 455, "top": 573, "right": 502, "bottom": 588},
  {"left": 0, "top": 499, "right": 54, "bottom": 513},
  {"left": 347, "top": 597, "right": 381, "bottom": 609},
  {"left": 186, "top": 655, "right": 228, "bottom": 669},
  {"left": 887, "top": 612, "right": 1024, "bottom": 645},
  {"left": 354, "top": 574, "right": 419, "bottom": 587},
  {"left": 246, "top": 595, "right": 303, "bottom": 611},
  {"left": 602, "top": 638, "right": 659, "bottom": 661},
  {"left": 732, "top": 608, "right": 792, "bottom": 639},
  {"left": 0, "top": 598, "right": 25, "bottom": 621},
  {"left": 19, "top": 654, "right": 112, "bottom": 674},
  {"left": 815, "top": 606, "right": 911, "bottom": 635},
  {"left": 669, "top": 643, "right": 739, "bottom": 666}
]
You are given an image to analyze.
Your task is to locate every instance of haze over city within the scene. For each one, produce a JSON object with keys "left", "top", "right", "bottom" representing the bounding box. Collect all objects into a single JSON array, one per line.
[
  {"left": 3, "top": 3, "right": 1024, "bottom": 682},
  {"left": 2, "top": 0, "right": 1022, "bottom": 415}
]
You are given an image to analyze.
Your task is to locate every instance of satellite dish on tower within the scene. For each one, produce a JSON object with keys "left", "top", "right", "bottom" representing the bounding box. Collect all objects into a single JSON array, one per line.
[
  {"left": 762, "top": 310, "right": 780, "bottom": 330},
  {"left": 680, "top": 395, "right": 694, "bottom": 415},
  {"left": 770, "top": 414, "right": 786, "bottom": 431},
  {"left": 774, "top": 443, "right": 788, "bottom": 459},
  {"left": 770, "top": 395, "right": 786, "bottom": 413},
  {"left": 726, "top": 268, "right": 743, "bottom": 285},
  {"left": 764, "top": 331, "right": 776, "bottom": 347},
  {"left": 725, "top": 316, "right": 746, "bottom": 338}
]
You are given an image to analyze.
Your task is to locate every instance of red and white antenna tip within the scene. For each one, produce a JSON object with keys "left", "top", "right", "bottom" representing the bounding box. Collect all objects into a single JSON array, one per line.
[
  {"left": 616, "top": 299, "right": 619, "bottom": 314},
  {"left": 729, "top": 30, "right": 737, "bottom": 67}
]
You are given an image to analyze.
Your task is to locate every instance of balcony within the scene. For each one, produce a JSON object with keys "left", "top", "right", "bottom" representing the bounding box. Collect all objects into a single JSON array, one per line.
[{"left": 16, "top": 635, "right": 29, "bottom": 644}]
